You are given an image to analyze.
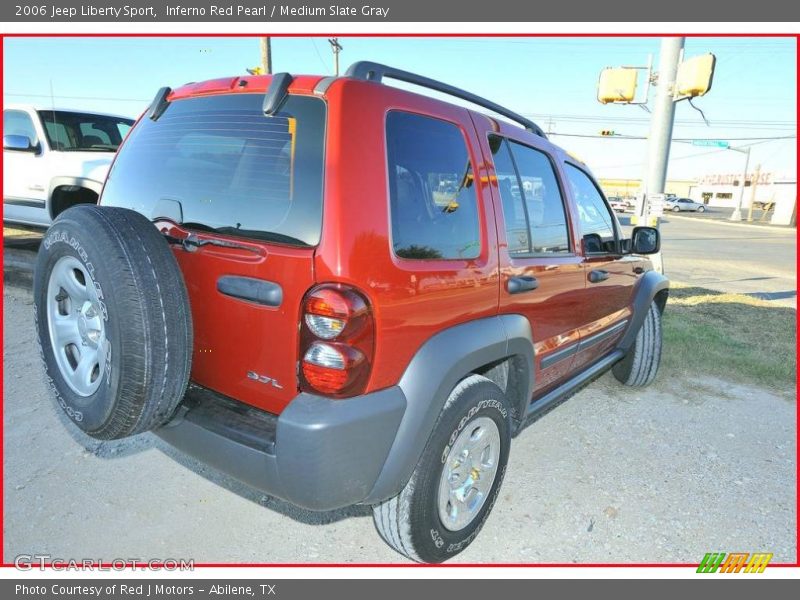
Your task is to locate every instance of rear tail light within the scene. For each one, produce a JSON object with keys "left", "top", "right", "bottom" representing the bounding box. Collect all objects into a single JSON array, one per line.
[{"left": 300, "top": 284, "right": 374, "bottom": 397}]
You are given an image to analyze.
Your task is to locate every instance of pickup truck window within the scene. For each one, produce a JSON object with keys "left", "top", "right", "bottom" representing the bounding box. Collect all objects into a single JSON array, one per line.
[
  {"left": 37, "top": 110, "right": 134, "bottom": 152},
  {"left": 3, "top": 110, "right": 38, "bottom": 144}
]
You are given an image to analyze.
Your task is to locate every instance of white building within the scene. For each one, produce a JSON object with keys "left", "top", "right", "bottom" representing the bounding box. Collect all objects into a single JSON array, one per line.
[{"left": 687, "top": 172, "right": 796, "bottom": 225}]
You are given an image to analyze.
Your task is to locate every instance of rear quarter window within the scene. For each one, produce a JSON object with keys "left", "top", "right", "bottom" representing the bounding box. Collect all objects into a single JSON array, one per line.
[
  {"left": 101, "top": 93, "right": 326, "bottom": 247},
  {"left": 386, "top": 111, "right": 480, "bottom": 260}
]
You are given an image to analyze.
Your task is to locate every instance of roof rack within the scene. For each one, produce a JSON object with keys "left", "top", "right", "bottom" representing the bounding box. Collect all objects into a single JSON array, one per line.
[{"left": 344, "top": 61, "right": 546, "bottom": 138}]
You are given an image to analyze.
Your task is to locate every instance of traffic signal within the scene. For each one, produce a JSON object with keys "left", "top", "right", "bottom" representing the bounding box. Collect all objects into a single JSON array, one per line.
[
  {"left": 597, "top": 67, "right": 638, "bottom": 104},
  {"left": 600, "top": 130, "right": 616, "bottom": 136}
]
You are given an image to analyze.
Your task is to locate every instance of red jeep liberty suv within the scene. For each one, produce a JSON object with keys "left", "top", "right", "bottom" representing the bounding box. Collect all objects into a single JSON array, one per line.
[{"left": 34, "top": 62, "right": 668, "bottom": 563}]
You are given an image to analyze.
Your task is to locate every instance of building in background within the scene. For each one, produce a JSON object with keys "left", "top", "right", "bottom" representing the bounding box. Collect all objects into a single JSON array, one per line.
[
  {"left": 599, "top": 178, "right": 695, "bottom": 199},
  {"left": 599, "top": 173, "right": 796, "bottom": 226}
]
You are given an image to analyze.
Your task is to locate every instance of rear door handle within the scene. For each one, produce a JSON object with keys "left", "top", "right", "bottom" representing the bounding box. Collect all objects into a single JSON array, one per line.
[
  {"left": 588, "top": 269, "right": 609, "bottom": 283},
  {"left": 507, "top": 276, "right": 539, "bottom": 294}
]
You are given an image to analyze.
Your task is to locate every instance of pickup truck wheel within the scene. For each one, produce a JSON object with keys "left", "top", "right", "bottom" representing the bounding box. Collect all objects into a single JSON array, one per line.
[
  {"left": 34, "top": 205, "right": 192, "bottom": 439},
  {"left": 372, "top": 374, "right": 511, "bottom": 563},
  {"left": 612, "top": 302, "right": 662, "bottom": 387}
]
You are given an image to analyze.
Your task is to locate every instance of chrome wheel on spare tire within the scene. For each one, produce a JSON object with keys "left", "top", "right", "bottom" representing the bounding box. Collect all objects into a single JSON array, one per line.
[
  {"left": 46, "top": 256, "right": 109, "bottom": 397},
  {"left": 34, "top": 205, "right": 193, "bottom": 440}
]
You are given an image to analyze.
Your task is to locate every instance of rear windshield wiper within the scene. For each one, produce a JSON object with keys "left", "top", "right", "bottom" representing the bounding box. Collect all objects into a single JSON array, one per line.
[
  {"left": 162, "top": 232, "right": 262, "bottom": 255},
  {"left": 160, "top": 221, "right": 310, "bottom": 252}
]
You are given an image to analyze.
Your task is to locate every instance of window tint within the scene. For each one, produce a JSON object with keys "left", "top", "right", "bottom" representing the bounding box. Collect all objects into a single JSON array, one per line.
[
  {"left": 564, "top": 164, "right": 617, "bottom": 252},
  {"left": 489, "top": 136, "right": 570, "bottom": 256},
  {"left": 102, "top": 94, "right": 326, "bottom": 247},
  {"left": 37, "top": 111, "right": 134, "bottom": 151},
  {"left": 489, "top": 137, "right": 529, "bottom": 254},
  {"left": 387, "top": 112, "right": 480, "bottom": 260},
  {"left": 4, "top": 110, "right": 38, "bottom": 144},
  {"left": 80, "top": 122, "right": 112, "bottom": 145}
]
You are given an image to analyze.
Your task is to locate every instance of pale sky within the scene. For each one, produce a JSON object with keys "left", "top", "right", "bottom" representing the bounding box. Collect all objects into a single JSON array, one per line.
[{"left": 4, "top": 36, "right": 796, "bottom": 182}]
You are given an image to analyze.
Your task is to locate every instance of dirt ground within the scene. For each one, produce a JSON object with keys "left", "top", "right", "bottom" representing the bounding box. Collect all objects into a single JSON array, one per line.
[{"left": 3, "top": 283, "right": 796, "bottom": 564}]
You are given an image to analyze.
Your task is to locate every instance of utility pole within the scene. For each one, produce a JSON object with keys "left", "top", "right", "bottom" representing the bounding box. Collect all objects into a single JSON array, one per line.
[
  {"left": 260, "top": 37, "right": 272, "bottom": 75},
  {"left": 729, "top": 146, "right": 752, "bottom": 221},
  {"left": 328, "top": 37, "right": 343, "bottom": 76},
  {"left": 639, "top": 37, "right": 685, "bottom": 225},
  {"left": 746, "top": 163, "right": 762, "bottom": 222}
]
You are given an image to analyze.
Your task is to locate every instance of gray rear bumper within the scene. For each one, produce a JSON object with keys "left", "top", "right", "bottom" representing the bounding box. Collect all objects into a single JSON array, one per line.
[{"left": 155, "top": 384, "right": 406, "bottom": 511}]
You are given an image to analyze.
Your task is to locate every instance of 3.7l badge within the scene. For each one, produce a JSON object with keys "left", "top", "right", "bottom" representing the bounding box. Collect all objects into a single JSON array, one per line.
[{"left": 246, "top": 371, "right": 283, "bottom": 389}]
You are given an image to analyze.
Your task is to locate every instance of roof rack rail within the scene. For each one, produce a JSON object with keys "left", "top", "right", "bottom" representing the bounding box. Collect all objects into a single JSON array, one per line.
[{"left": 344, "top": 61, "right": 546, "bottom": 138}]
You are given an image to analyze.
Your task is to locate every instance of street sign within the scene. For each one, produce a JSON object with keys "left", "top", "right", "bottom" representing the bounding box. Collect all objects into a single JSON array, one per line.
[
  {"left": 648, "top": 193, "right": 665, "bottom": 218},
  {"left": 692, "top": 139, "right": 729, "bottom": 148}
]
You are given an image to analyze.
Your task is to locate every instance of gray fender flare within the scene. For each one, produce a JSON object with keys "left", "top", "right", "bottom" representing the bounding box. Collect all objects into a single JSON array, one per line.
[
  {"left": 363, "top": 314, "right": 534, "bottom": 504},
  {"left": 618, "top": 270, "right": 670, "bottom": 352}
]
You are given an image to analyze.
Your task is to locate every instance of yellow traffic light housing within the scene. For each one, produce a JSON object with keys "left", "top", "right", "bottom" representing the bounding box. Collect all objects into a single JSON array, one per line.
[
  {"left": 674, "top": 53, "right": 716, "bottom": 100},
  {"left": 597, "top": 67, "right": 638, "bottom": 104}
]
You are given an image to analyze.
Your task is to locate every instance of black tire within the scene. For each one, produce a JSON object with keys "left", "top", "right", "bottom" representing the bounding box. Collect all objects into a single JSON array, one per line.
[
  {"left": 372, "top": 374, "right": 511, "bottom": 563},
  {"left": 672, "top": 205, "right": 681, "bottom": 212},
  {"left": 34, "top": 205, "right": 193, "bottom": 440},
  {"left": 612, "top": 302, "right": 662, "bottom": 387},
  {"left": 697, "top": 206, "right": 706, "bottom": 213}
]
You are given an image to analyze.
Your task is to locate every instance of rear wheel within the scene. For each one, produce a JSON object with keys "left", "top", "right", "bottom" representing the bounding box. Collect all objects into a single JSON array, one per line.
[
  {"left": 372, "top": 375, "right": 511, "bottom": 563},
  {"left": 613, "top": 302, "right": 662, "bottom": 387},
  {"left": 34, "top": 205, "right": 193, "bottom": 439},
  {"left": 697, "top": 205, "right": 706, "bottom": 213}
]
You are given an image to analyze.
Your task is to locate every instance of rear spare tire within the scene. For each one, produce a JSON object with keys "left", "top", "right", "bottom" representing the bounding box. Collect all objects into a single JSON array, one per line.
[{"left": 34, "top": 205, "right": 192, "bottom": 439}]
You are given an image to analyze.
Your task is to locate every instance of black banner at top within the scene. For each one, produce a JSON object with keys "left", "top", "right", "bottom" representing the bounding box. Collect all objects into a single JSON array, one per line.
[{"left": 2, "top": 0, "right": 799, "bottom": 22}]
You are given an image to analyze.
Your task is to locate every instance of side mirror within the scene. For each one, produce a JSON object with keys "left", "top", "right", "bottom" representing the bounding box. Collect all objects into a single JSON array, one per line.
[
  {"left": 582, "top": 233, "right": 603, "bottom": 254},
  {"left": 3, "top": 134, "right": 37, "bottom": 153},
  {"left": 631, "top": 226, "right": 660, "bottom": 255}
]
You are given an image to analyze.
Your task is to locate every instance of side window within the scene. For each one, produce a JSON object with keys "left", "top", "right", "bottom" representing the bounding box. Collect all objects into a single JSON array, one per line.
[
  {"left": 3, "top": 110, "right": 38, "bottom": 144},
  {"left": 564, "top": 163, "right": 617, "bottom": 253},
  {"left": 117, "top": 122, "right": 132, "bottom": 139},
  {"left": 489, "top": 136, "right": 571, "bottom": 256},
  {"left": 387, "top": 111, "right": 480, "bottom": 260},
  {"left": 79, "top": 122, "right": 112, "bottom": 145},
  {"left": 43, "top": 120, "right": 71, "bottom": 149}
]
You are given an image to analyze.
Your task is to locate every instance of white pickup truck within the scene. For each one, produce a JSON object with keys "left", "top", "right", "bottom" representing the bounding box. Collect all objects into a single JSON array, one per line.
[{"left": 3, "top": 104, "right": 134, "bottom": 227}]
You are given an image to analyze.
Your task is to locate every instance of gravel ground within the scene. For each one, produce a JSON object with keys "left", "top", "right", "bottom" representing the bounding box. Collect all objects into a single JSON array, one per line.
[{"left": 3, "top": 284, "right": 796, "bottom": 564}]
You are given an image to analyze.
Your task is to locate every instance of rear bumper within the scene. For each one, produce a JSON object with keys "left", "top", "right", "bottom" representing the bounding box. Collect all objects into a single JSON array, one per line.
[{"left": 155, "top": 384, "right": 406, "bottom": 511}]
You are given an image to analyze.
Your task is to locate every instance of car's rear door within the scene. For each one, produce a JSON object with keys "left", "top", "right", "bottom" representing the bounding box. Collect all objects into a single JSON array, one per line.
[{"left": 474, "top": 123, "right": 587, "bottom": 393}]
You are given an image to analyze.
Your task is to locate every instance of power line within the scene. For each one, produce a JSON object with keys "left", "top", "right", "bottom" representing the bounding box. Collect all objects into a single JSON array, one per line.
[
  {"left": 525, "top": 112, "right": 796, "bottom": 127},
  {"left": 5, "top": 92, "right": 150, "bottom": 103},
  {"left": 551, "top": 132, "right": 797, "bottom": 141},
  {"left": 309, "top": 38, "right": 330, "bottom": 74}
]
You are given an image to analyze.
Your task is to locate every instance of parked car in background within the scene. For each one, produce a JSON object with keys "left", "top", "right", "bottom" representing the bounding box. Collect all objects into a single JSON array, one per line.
[
  {"left": 3, "top": 105, "right": 134, "bottom": 227},
  {"left": 665, "top": 197, "right": 707, "bottom": 213},
  {"left": 608, "top": 197, "right": 628, "bottom": 213}
]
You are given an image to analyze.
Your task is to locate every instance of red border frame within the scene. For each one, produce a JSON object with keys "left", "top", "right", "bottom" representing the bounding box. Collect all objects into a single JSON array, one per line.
[{"left": 0, "top": 31, "right": 797, "bottom": 570}]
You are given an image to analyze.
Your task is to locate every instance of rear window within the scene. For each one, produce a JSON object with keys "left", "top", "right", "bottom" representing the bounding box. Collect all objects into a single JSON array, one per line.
[
  {"left": 386, "top": 111, "right": 480, "bottom": 260},
  {"left": 101, "top": 93, "right": 326, "bottom": 247}
]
